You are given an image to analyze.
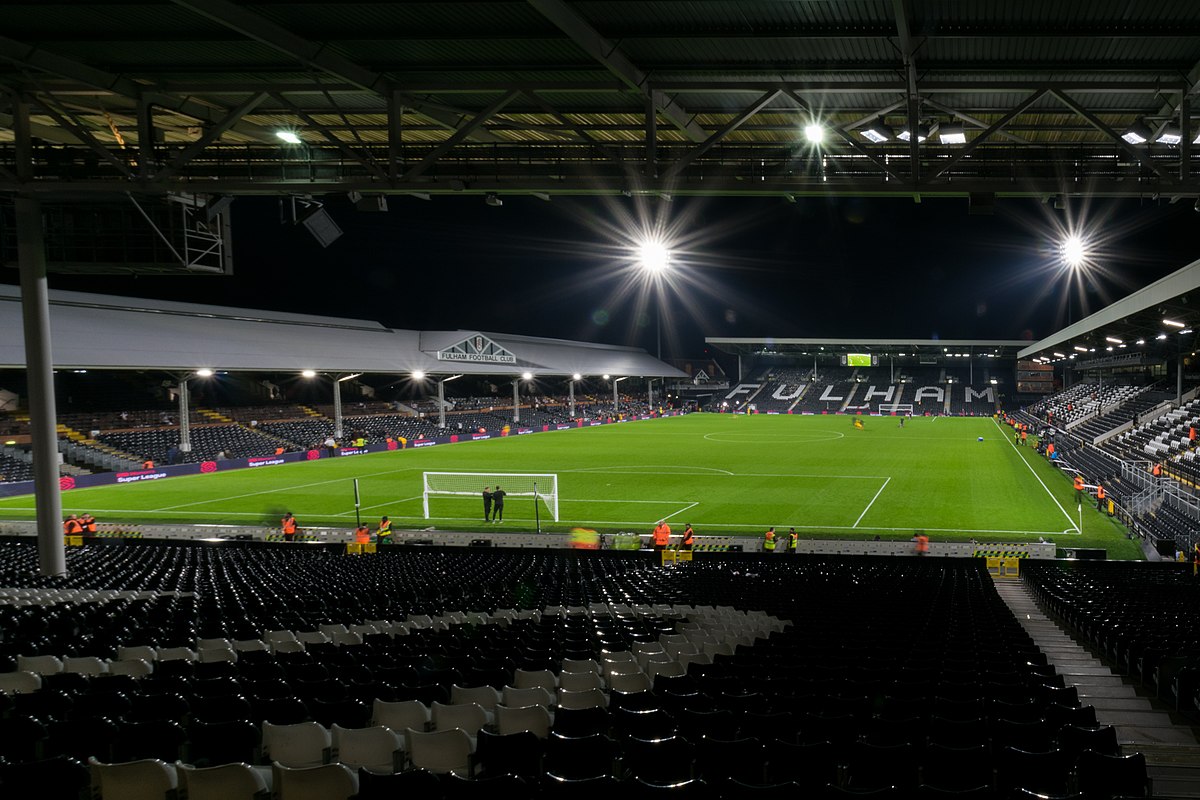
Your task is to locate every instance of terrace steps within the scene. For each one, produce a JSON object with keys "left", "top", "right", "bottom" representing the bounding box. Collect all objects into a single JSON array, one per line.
[{"left": 993, "top": 577, "right": 1200, "bottom": 798}]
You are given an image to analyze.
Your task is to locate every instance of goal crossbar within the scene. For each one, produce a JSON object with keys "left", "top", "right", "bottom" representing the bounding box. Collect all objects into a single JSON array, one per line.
[
  {"left": 422, "top": 471, "right": 559, "bottom": 521},
  {"left": 878, "top": 403, "right": 913, "bottom": 415}
]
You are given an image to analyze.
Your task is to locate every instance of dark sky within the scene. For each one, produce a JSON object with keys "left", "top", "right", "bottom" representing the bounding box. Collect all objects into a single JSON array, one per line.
[{"left": 16, "top": 193, "right": 1200, "bottom": 360}]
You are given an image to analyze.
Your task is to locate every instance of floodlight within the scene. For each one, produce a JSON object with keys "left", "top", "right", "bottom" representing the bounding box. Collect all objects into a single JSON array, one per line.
[
  {"left": 897, "top": 124, "right": 931, "bottom": 143},
  {"left": 522, "top": 371, "right": 533, "bottom": 380},
  {"left": 1157, "top": 333, "right": 1169, "bottom": 340},
  {"left": 1052, "top": 352, "right": 1066, "bottom": 358},
  {"left": 1105, "top": 337, "right": 1123, "bottom": 344},
  {"left": 276, "top": 130, "right": 302, "bottom": 144},
  {"left": 572, "top": 373, "right": 582, "bottom": 381},
  {"left": 803, "top": 123, "right": 825, "bottom": 143},
  {"left": 1073, "top": 346, "right": 1088, "bottom": 352},
  {"left": 637, "top": 239, "right": 671, "bottom": 273},
  {"left": 1163, "top": 319, "right": 1185, "bottom": 327},
  {"left": 1156, "top": 124, "right": 1182, "bottom": 145},
  {"left": 195, "top": 368, "right": 214, "bottom": 377},
  {"left": 1060, "top": 234, "right": 1087, "bottom": 267},
  {"left": 296, "top": 203, "right": 343, "bottom": 248},
  {"left": 1182, "top": 329, "right": 1194, "bottom": 334},
  {"left": 859, "top": 118, "right": 892, "bottom": 143},
  {"left": 412, "top": 370, "right": 426, "bottom": 380},
  {"left": 1136, "top": 339, "right": 1145, "bottom": 346},
  {"left": 602, "top": 374, "right": 610, "bottom": 380},
  {"left": 939, "top": 123, "right": 966, "bottom": 144},
  {"left": 301, "top": 370, "right": 317, "bottom": 378},
  {"left": 1121, "top": 119, "right": 1153, "bottom": 145}
]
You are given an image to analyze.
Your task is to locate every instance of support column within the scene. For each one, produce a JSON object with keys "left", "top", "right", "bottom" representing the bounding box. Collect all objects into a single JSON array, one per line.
[
  {"left": 512, "top": 379, "right": 520, "bottom": 424},
  {"left": 332, "top": 377, "right": 344, "bottom": 440},
  {"left": 889, "top": 356, "right": 894, "bottom": 384},
  {"left": 1178, "top": 353, "right": 1184, "bottom": 404},
  {"left": 437, "top": 379, "right": 447, "bottom": 429},
  {"left": 178, "top": 378, "right": 192, "bottom": 452},
  {"left": 613, "top": 379, "right": 619, "bottom": 413},
  {"left": 17, "top": 196, "right": 66, "bottom": 577},
  {"left": 569, "top": 380, "right": 576, "bottom": 418},
  {"left": 648, "top": 378, "right": 654, "bottom": 409}
]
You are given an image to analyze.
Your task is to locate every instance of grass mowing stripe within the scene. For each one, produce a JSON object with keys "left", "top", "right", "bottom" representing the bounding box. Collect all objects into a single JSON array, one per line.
[{"left": 991, "top": 417, "right": 1080, "bottom": 532}]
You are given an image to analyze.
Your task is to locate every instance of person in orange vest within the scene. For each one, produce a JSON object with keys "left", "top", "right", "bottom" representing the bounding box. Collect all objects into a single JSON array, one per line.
[
  {"left": 281, "top": 511, "right": 298, "bottom": 542},
  {"left": 680, "top": 523, "right": 694, "bottom": 551},
  {"left": 63, "top": 514, "right": 83, "bottom": 537},
  {"left": 1095, "top": 483, "right": 1106, "bottom": 512},
  {"left": 1073, "top": 474, "right": 1085, "bottom": 505},
  {"left": 1152, "top": 462, "right": 1162, "bottom": 478},
  {"left": 142, "top": 459, "right": 155, "bottom": 469},
  {"left": 1191, "top": 426, "right": 1197, "bottom": 444},
  {"left": 1020, "top": 429, "right": 1028, "bottom": 446},
  {"left": 80, "top": 513, "right": 97, "bottom": 534},
  {"left": 913, "top": 531, "right": 929, "bottom": 556},
  {"left": 376, "top": 515, "right": 392, "bottom": 545},
  {"left": 763, "top": 527, "right": 777, "bottom": 552},
  {"left": 651, "top": 520, "right": 671, "bottom": 551},
  {"left": 274, "top": 446, "right": 285, "bottom": 455},
  {"left": 354, "top": 524, "right": 371, "bottom": 545}
]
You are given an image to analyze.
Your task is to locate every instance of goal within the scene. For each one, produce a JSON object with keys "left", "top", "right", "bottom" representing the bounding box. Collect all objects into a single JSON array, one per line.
[
  {"left": 422, "top": 472, "right": 559, "bottom": 521},
  {"left": 878, "top": 403, "right": 914, "bottom": 416}
]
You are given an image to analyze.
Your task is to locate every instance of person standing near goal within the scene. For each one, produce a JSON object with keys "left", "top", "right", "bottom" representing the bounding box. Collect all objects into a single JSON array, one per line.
[
  {"left": 482, "top": 486, "right": 493, "bottom": 522},
  {"left": 492, "top": 486, "right": 506, "bottom": 523}
]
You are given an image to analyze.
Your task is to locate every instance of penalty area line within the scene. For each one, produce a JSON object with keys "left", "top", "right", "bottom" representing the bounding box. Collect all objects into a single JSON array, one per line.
[{"left": 853, "top": 477, "right": 891, "bottom": 528}]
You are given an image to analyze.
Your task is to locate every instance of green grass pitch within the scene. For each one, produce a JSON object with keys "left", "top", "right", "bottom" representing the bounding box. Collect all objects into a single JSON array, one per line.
[{"left": 0, "top": 414, "right": 1140, "bottom": 558}]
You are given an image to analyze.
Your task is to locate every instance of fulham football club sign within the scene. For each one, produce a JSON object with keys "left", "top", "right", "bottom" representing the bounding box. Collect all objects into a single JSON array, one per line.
[{"left": 436, "top": 334, "right": 517, "bottom": 364}]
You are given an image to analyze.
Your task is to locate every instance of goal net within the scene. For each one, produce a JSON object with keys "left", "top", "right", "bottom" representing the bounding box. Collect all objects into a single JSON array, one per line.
[
  {"left": 878, "top": 403, "right": 914, "bottom": 415},
  {"left": 422, "top": 472, "right": 559, "bottom": 521}
]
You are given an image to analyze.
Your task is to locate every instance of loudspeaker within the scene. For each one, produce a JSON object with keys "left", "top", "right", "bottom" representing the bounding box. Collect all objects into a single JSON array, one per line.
[{"left": 297, "top": 205, "right": 343, "bottom": 247}]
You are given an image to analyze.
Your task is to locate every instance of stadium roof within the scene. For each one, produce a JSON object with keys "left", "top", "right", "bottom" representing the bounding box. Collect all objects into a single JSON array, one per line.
[
  {"left": 2, "top": 1, "right": 1200, "bottom": 200},
  {"left": 706, "top": 338, "right": 1030, "bottom": 358},
  {"left": 1018, "top": 257, "right": 1200, "bottom": 367},
  {"left": 0, "top": 285, "right": 685, "bottom": 378}
]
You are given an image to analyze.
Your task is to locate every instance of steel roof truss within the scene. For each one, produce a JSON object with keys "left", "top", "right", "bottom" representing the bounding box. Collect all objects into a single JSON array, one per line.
[
  {"left": 663, "top": 90, "right": 783, "bottom": 181},
  {"left": 402, "top": 91, "right": 520, "bottom": 182},
  {"left": 928, "top": 89, "right": 1048, "bottom": 181},
  {"left": 156, "top": 92, "right": 269, "bottom": 181},
  {"left": 1050, "top": 89, "right": 1177, "bottom": 185}
]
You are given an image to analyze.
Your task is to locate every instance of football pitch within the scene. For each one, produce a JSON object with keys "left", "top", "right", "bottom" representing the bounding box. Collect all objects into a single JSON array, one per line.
[{"left": 0, "top": 414, "right": 1140, "bottom": 557}]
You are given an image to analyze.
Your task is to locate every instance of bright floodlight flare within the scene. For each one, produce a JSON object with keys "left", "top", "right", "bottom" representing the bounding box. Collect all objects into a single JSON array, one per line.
[
  {"left": 1060, "top": 234, "right": 1087, "bottom": 267},
  {"left": 195, "top": 368, "right": 214, "bottom": 377},
  {"left": 804, "top": 122, "right": 825, "bottom": 144},
  {"left": 572, "top": 373, "right": 582, "bottom": 381},
  {"left": 637, "top": 240, "right": 671, "bottom": 274},
  {"left": 412, "top": 370, "right": 426, "bottom": 380},
  {"left": 301, "top": 369, "right": 317, "bottom": 378},
  {"left": 522, "top": 371, "right": 533, "bottom": 380},
  {"left": 276, "top": 130, "right": 301, "bottom": 144}
]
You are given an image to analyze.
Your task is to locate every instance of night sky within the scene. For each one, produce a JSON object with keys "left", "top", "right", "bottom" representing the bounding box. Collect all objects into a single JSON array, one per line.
[{"left": 11, "top": 193, "right": 1200, "bottom": 361}]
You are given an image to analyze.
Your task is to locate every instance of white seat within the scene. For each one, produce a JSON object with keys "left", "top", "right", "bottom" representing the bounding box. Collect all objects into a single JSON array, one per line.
[
  {"left": 557, "top": 688, "right": 608, "bottom": 710},
  {"left": 272, "top": 762, "right": 358, "bottom": 800},
  {"left": 318, "top": 623, "right": 349, "bottom": 637},
  {"left": 198, "top": 647, "right": 238, "bottom": 664},
  {"left": 64, "top": 656, "right": 110, "bottom": 675},
  {"left": 430, "top": 701, "right": 489, "bottom": 738},
  {"left": 372, "top": 698, "right": 430, "bottom": 732},
  {"left": 16, "top": 655, "right": 63, "bottom": 675},
  {"left": 156, "top": 647, "right": 197, "bottom": 663},
  {"left": 195, "top": 637, "right": 232, "bottom": 651},
  {"left": 558, "top": 671, "right": 605, "bottom": 692},
  {"left": 404, "top": 728, "right": 474, "bottom": 774},
  {"left": 603, "top": 659, "right": 643, "bottom": 678},
  {"left": 176, "top": 761, "right": 268, "bottom": 800},
  {"left": 495, "top": 703, "right": 554, "bottom": 738},
  {"left": 561, "top": 658, "right": 602, "bottom": 674},
  {"left": 262, "top": 721, "right": 332, "bottom": 768},
  {"left": 106, "top": 658, "right": 154, "bottom": 677},
  {"left": 646, "top": 660, "right": 687, "bottom": 680},
  {"left": 264, "top": 630, "right": 299, "bottom": 644},
  {"left": 296, "top": 631, "right": 331, "bottom": 645},
  {"left": 512, "top": 668, "right": 557, "bottom": 692},
  {"left": 331, "top": 723, "right": 403, "bottom": 773},
  {"left": 117, "top": 645, "right": 157, "bottom": 662},
  {"left": 89, "top": 757, "right": 178, "bottom": 800},
  {"left": 502, "top": 685, "right": 555, "bottom": 709},
  {"left": 331, "top": 632, "right": 363, "bottom": 647},
  {"left": 450, "top": 684, "right": 502, "bottom": 713},
  {"left": 607, "top": 670, "right": 653, "bottom": 693},
  {"left": 0, "top": 670, "right": 41, "bottom": 694}
]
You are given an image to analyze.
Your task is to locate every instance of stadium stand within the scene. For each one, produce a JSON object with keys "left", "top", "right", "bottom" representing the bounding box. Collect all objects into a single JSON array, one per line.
[{"left": 0, "top": 542, "right": 1167, "bottom": 798}]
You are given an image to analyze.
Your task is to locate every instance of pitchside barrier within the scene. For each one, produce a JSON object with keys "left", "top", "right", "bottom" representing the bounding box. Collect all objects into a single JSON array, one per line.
[
  {"left": 0, "top": 520, "right": 1057, "bottom": 560},
  {"left": 0, "top": 411, "right": 687, "bottom": 500}
]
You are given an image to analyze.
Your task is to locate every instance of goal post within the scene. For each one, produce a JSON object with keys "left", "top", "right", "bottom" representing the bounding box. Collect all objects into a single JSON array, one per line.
[
  {"left": 422, "top": 472, "right": 559, "bottom": 521},
  {"left": 878, "top": 403, "right": 914, "bottom": 416}
]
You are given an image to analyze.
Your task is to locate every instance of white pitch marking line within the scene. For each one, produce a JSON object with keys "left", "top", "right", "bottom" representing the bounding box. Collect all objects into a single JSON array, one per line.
[
  {"left": 151, "top": 464, "right": 421, "bottom": 512},
  {"left": 566, "top": 465, "right": 735, "bottom": 475},
  {"left": 334, "top": 495, "right": 423, "bottom": 516},
  {"left": 853, "top": 477, "right": 891, "bottom": 528},
  {"left": 991, "top": 417, "right": 1081, "bottom": 532},
  {"left": 659, "top": 502, "right": 699, "bottom": 522}
]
